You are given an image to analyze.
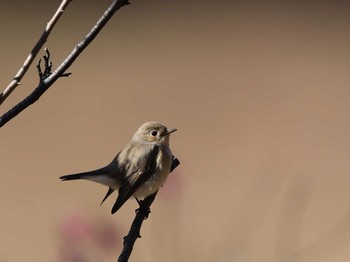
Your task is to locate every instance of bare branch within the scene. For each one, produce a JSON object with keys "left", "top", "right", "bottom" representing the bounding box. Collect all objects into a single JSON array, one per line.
[
  {"left": 0, "top": 0, "right": 130, "bottom": 128},
  {"left": 117, "top": 157, "right": 180, "bottom": 262},
  {"left": 0, "top": 0, "right": 72, "bottom": 106},
  {"left": 36, "top": 48, "right": 71, "bottom": 82}
]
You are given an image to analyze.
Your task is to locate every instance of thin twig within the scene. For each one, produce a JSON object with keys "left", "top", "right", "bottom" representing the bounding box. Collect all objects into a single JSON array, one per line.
[
  {"left": 37, "top": 48, "right": 52, "bottom": 81},
  {"left": 117, "top": 157, "right": 180, "bottom": 262},
  {"left": 0, "top": 0, "right": 130, "bottom": 128},
  {"left": 0, "top": 0, "right": 72, "bottom": 106},
  {"left": 36, "top": 48, "right": 71, "bottom": 82}
]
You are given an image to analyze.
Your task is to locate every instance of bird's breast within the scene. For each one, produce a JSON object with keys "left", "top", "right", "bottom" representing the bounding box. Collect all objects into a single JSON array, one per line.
[{"left": 134, "top": 146, "right": 172, "bottom": 199}]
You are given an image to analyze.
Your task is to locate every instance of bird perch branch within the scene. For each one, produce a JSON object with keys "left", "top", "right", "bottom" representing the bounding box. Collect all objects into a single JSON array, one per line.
[{"left": 117, "top": 157, "right": 180, "bottom": 262}]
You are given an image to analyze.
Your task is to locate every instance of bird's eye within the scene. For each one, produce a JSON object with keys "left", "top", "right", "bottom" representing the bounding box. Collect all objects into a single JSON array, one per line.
[{"left": 150, "top": 130, "right": 158, "bottom": 136}]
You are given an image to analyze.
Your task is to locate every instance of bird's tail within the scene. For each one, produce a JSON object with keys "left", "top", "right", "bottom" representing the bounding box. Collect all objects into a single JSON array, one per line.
[
  {"left": 60, "top": 165, "right": 117, "bottom": 206},
  {"left": 59, "top": 171, "right": 97, "bottom": 181},
  {"left": 59, "top": 165, "right": 114, "bottom": 185}
]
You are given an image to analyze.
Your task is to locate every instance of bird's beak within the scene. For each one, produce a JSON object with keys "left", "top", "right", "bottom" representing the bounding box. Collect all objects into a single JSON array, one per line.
[{"left": 166, "top": 128, "right": 177, "bottom": 135}]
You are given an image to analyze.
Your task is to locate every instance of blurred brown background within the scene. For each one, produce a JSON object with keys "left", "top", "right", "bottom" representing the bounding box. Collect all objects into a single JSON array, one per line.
[{"left": 1, "top": 0, "right": 350, "bottom": 261}]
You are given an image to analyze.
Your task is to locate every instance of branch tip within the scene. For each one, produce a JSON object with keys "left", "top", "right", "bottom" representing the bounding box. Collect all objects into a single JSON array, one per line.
[{"left": 60, "top": 72, "right": 72, "bottom": 77}]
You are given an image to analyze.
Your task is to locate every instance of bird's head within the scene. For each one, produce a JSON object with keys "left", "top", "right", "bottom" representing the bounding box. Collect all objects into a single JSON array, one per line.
[{"left": 132, "top": 121, "right": 177, "bottom": 146}]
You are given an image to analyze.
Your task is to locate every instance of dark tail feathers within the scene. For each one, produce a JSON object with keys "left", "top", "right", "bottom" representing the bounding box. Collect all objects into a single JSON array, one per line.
[{"left": 59, "top": 172, "right": 94, "bottom": 181}]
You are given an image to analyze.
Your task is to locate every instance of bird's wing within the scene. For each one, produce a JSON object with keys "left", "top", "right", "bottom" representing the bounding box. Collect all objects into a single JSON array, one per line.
[
  {"left": 111, "top": 145, "right": 159, "bottom": 214},
  {"left": 100, "top": 187, "right": 115, "bottom": 206}
]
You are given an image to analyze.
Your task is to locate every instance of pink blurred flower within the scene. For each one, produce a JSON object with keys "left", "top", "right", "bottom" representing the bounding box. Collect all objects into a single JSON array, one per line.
[{"left": 59, "top": 211, "right": 92, "bottom": 243}]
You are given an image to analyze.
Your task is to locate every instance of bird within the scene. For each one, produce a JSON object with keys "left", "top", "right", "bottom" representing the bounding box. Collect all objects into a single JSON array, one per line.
[{"left": 59, "top": 121, "right": 177, "bottom": 214}]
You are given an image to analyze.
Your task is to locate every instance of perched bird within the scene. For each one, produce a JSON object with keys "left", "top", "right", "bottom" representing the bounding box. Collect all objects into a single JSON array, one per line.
[{"left": 59, "top": 121, "right": 177, "bottom": 214}]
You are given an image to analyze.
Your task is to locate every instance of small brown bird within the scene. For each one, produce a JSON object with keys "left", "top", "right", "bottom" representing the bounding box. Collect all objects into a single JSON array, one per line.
[{"left": 60, "top": 121, "right": 177, "bottom": 214}]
